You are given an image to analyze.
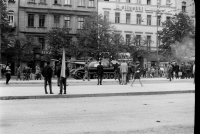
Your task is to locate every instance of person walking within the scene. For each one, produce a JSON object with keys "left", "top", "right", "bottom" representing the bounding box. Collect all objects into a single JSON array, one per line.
[
  {"left": 180, "top": 63, "right": 186, "bottom": 79},
  {"left": 168, "top": 62, "right": 173, "bottom": 81},
  {"left": 83, "top": 62, "right": 90, "bottom": 81},
  {"left": 120, "top": 60, "right": 128, "bottom": 85},
  {"left": 41, "top": 61, "right": 53, "bottom": 94},
  {"left": 5, "top": 63, "right": 11, "bottom": 85},
  {"left": 97, "top": 61, "right": 104, "bottom": 85},
  {"left": 171, "top": 63, "right": 175, "bottom": 79},
  {"left": 16, "top": 65, "right": 21, "bottom": 81},
  {"left": 56, "top": 62, "right": 61, "bottom": 86},
  {"left": 131, "top": 65, "right": 143, "bottom": 87},
  {"left": 185, "top": 62, "right": 191, "bottom": 79},
  {"left": 151, "top": 67, "right": 155, "bottom": 78},
  {"left": 126, "top": 62, "right": 132, "bottom": 83},
  {"left": 174, "top": 63, "right": 179, "bottom": 79},
  {"left": 57, "top": 63, "right": 70, "bottom": 94}
]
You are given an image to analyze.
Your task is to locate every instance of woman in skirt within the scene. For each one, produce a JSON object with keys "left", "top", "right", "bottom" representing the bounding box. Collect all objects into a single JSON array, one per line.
[{"left": 131, "top": 66, "right": 143, "bottom": 87}]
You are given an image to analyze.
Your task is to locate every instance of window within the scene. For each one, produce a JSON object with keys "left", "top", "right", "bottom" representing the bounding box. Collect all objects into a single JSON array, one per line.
[
  {"left": 136, "top": 14, "right": 141, "bottom": 25},
  {"left": 28, "top": 14, "right": 34, "bottom": 27},
  {"left": 104, "top": 11, "right": 109, "bottom": 20},
  {"left": 29, "top": 0, "right": 35, "bottom": 2},
  {"left": 39, "top": 37, "right": 45, "bottom": 50},
  {"left": 166, "top": 16, "right": 171, "bottom": 21},
  {"left": 78, "top": 17, "right": 84, "bottom": 29},
  {"left": 39, "top": 15, "right": 45, "bottom": 27},
  {"left": 78, "top": 0, "right": 85, "bottom": 6},
  {"left": 182, "top": 2, "right": 186, "bottom": 12},
  {"left": 54, "top": 0, "right": 60, "bottom": 4},
  {"left": 147, "top": 0, "right": 151, "bottom": 5},
  {"left": 157, "top": 16, "right": 161, "bottom": 26},
  {"left": 147, "top": 15, "right": 151, "bottom": 25},
  {"left": 166, "top": 0, "right": 171, "bottom": 6},
  {"left": 8, "top": 15, "right": 14, "bottom": 24},
  {"left": 126, "top": 0, "right": 130, "bottom": 3},
  {"left": 136, "top": 35, "right": 141, "bottom": 46},
  {"left": 64, "top": 16, "right": 70, "bottom": 28},
  {"left": 115, "top": 12, "right": 120, "bottom": 23},
  {"left": 137, "top": 0, "right": 141, "bottom": 4},
  {"left": 89, "top": 0, "right": 94, "bottom": 7},
  {"left": 65, "top": 0, "right": 70, "bottom": 5},
  {"left": 54, "top": 15, "right": 60, "bottom": 27},
  {"left": 126, "top": 13, "right": 130, "bottom": 24},
  {"left": 126, "top": 34, "right": 131, "bottom": 45},
  {"left": 147, "top": 36, "right": 151, "bottom": 50},
  {"left": 40, "top": 0, "right": 46, "bottom": 3}
]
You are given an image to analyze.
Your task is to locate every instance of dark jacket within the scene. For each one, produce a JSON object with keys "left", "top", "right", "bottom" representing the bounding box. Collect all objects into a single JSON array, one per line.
[
  {"left": 174, "top": 65, "right": 179, "bottom": 72},
  {"left": 97, "top": 64, "right": 104, "bottom": 75},
  {"left": 56, "top": 66, "right": 70, "bottom": 78},
  {"left": 180, "top": 65, "right": 186, "bottom": 73},
  {"left": 113, "top": 64, "right": 118, "bottom": 71},
  {"left": 42, "top": 65, "right": 53, "bottom": 78}
]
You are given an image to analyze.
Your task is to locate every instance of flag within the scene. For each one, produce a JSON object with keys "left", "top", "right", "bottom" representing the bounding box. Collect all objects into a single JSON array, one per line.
[{"left": 60, "top": 47, "right": 66, "bottom": 78}]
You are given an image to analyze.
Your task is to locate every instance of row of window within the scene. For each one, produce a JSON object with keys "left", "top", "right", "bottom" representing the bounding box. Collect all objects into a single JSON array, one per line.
[
  {"left": 104, "top": 0, "right": 172, "bottom": 6},
  {"left": 105, "top": 12, "right": 171, "bottom": 26},
  {"left": 28, "top": 0, "right": 95, "bottom": 7},
  {"left": 28, "top": 14, "right": 84, "bottom": 29}
]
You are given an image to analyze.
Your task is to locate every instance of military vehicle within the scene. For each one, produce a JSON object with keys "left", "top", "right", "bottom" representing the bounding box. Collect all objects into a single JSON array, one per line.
[{"left": 71, "top": 59, "right": 119, "bottom": 79}]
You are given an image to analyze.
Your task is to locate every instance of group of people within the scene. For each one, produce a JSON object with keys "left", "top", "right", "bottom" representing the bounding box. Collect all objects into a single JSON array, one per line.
[{"left": 164, "top": 62, "right": 195, "bottom": 82}]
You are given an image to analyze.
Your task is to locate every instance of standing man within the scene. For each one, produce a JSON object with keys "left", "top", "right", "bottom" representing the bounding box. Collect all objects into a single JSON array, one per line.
[
  {"left": 126, "top": 62, "right": 132, "bottom": 83},
  {"left": 5, "top": 63, "right": 11, "bottom": 85},
  {"left": 120, "top": 60, "right": 128, "bottom": 85},
  {"left": 185, "top": 62, "right": 191, "bottom": 79},
  {"left": 168, "top": 62, "right": 173, "bottom": 81},
  {"left": 58, "top": 63, "right": 70, "bottom": 94},
  {"left": 113, "top": 63, "right": 119, "bottom": 80},
  {"left": 83, "top": 62, "right": 90, "bottom": 81},
  {"left": 97, "top": 61, "right": 104, "bottom": 85},
  {"left": 16, "top": 65, "right": 21, "bottom": 81},
  {"left": 193, "top": 62, "right": 195, "bottom": 84},
  {"left": 180, "top": 63, "right": 186, "bottom": 79},
  {"left": 171, "top": 62, "right": 175, "bottom": 79},
  {"left": 56, "top": 62, "right": 61, "bottom": 86},
  {"left": 174, "top": 62, "right": 179, "bottom": 79},
  {"left": 41, "top": 61, "right": 53, "bottom": 94},
  {"left": 117, "top": 63, "right": 121, "bottom": 84}
]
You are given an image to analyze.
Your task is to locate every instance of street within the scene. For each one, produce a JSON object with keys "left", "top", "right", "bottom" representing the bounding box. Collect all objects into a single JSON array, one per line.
[{"left": 0, "top": 93, "right": 194, "bottom": 134}]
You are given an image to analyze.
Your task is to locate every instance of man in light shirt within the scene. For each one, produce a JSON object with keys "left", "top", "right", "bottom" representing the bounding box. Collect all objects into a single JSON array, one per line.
[{"left": 120, "top": 60, "right": 128, "bottom": 85}]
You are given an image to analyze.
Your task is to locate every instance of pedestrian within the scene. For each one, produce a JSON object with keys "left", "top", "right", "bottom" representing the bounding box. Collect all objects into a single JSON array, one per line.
[
  {"left": 41, "top": 61, "right": 53, "bottom": 94},
  {"left": 120, "top": 60, "right": 128, "bottom": 85},
  {"left": 171, "top": 62, "right": 175, "bottom": 79},
  {"left": 174, "top": 63, "right": 179, "bottom": 79},
  {"left": 117, "top": 63, "right": 121, "bottom": 84},
  {"left": 193, "top": 62, "right": 195, "bottom": 84},
  {"left": 113, "top": 63, "right": 119, "bottom": 80},
  {"left": 16, "top": 65, "right": 21, "bottom": 81},
  {"left": 142, "top": 67, "right": 147, "bottom": 78},
  {"left": 5, "top": 63, "right": 11, "bottom": 85},
  {"left": 83, "top": 62, "right": 90, "bottom": 81},
  {"left": 131, "top": 65, "right": 143, "bottom": 87},
  {"left": 151, "top": 67, "right": 155, "bottom": 78},
  {"left": 131, "top": 64, "right": 135, "bottom": 79},
  {"left": 164, "top": 64, "right": 168, "bottom": 78},
  {"left": 126, "top": 62, "right": 132, "bottom": 83},
  {"left": 180, "top": 63, "right": 186, "bottom": 79},
  {"left": 185, "top": 62, "right": 191, "bottom": 79},
  {"left": 97, "top": 61, "right": 104, "bottom": 85},
  {"left": 57, "top": 63, "right": 70, "bottom": 94},
  {"left": 35, "top": 65, "right": 41, "bottom": 80},
  {"left": 56, "top": 62, "right": 61, "bottom": 86},
  {"left": 168, "top": 62, "right": 173, "bottom": 81}
]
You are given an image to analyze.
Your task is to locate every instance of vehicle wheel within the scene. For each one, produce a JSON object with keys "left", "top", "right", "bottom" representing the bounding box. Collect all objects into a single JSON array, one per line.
[
  {"left": 109, "top": 73, "right": 115, "bottom": 79},
  {"left": 93, "top": 74, "right": 98, "bottom": 79},
  {"left": 103, "top": 73, "right": 108, "bottom": 79}
]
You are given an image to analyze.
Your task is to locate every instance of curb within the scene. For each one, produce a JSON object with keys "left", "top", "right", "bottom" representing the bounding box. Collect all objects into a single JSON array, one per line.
[{"left": 0, "top": 90, "right": 195, "bottom": 100}]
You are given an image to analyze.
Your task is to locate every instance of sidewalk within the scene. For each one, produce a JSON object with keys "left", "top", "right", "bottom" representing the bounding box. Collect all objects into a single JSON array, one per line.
[{"left": 0, "top": 78, "right": 195, "bottom": 100}]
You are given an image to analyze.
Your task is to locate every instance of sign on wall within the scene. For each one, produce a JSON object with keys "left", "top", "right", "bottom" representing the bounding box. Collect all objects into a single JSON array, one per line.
[{"left": 116, "top": 4, "right": 144, "bottom": 11}]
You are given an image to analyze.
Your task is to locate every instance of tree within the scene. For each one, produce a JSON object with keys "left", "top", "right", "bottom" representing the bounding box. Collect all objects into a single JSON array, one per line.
[
  {"left": 5, "top": 34, "right": 40, "bottom": 65},
  {"left": 77, "top": 12, "right": 119, "bottom": 60},
  {"left": 158, "top": 12, "right": 194, "bottom": 52},
  {"left": 46, "top": 28, "right": 72, "bottom": 59}
]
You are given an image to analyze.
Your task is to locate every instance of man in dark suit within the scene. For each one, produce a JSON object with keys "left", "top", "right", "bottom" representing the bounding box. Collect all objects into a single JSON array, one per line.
[
  {"left": 41, "top": 61, "right": 53, "bottom": 94},
  {"left": 174, "top": 62, "right": 179, "bottom": 79},
  {"left": 97, "top": 62, "right": 104, "bottom": 85},
  {"left": 57, "top": 63, "right": 70, "bottom": 94}
]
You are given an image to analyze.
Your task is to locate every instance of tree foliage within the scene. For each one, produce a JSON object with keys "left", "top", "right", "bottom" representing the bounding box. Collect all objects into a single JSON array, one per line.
[{"left": 158, "top": 12, "right": 194, "bottom": 51}]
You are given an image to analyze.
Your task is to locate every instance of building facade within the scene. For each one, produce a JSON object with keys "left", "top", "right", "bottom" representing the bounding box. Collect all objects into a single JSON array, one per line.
[{"left": 6, "top": 0, "right": 97, "bottom": 72}]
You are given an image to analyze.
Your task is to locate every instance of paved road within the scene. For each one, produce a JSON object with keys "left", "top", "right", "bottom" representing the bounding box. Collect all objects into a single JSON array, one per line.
[{"left": 0, "top": 93, "right": 194, "bottom": 134}]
